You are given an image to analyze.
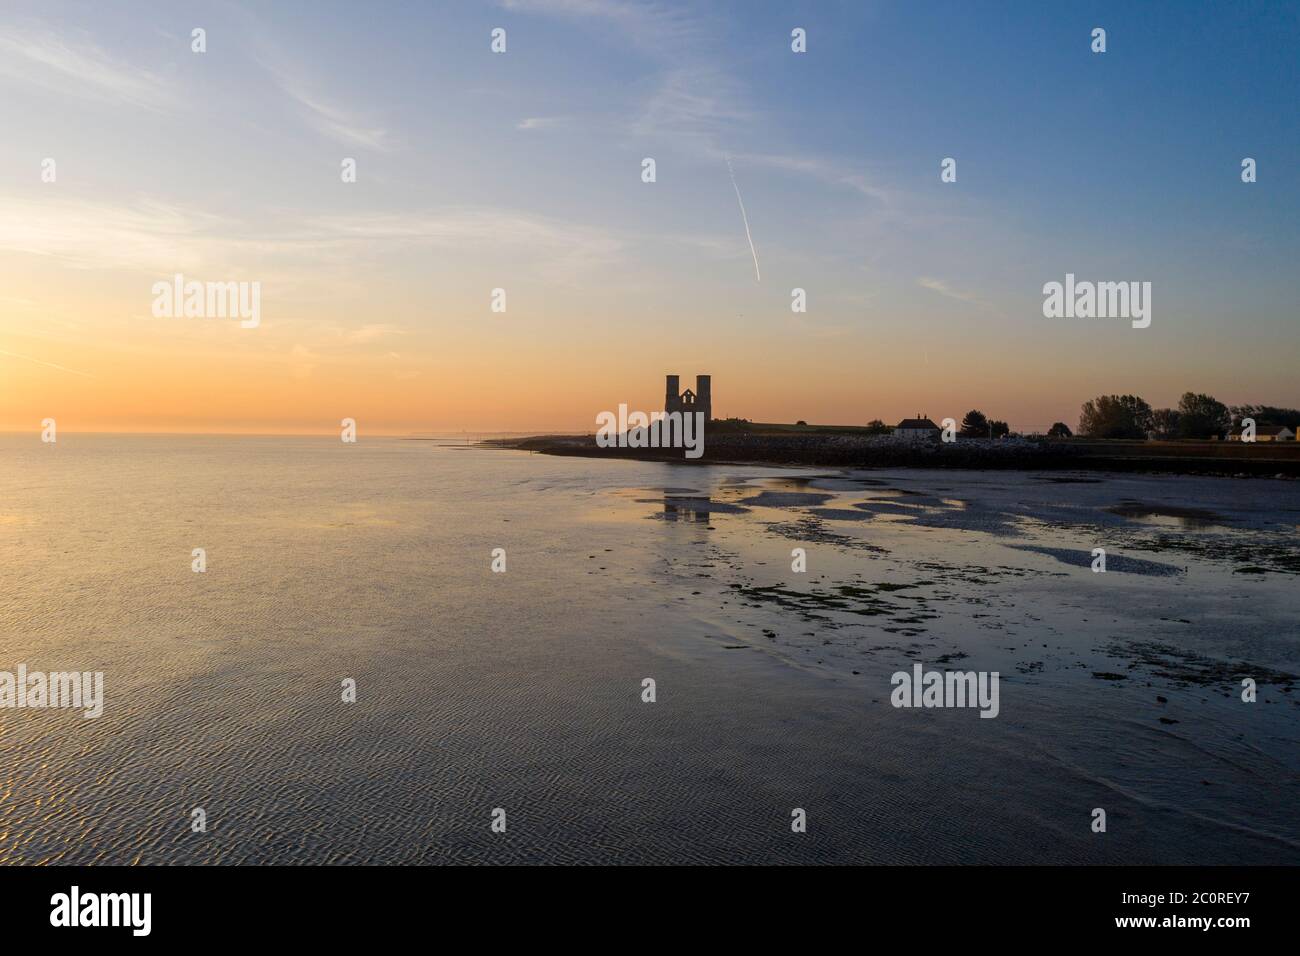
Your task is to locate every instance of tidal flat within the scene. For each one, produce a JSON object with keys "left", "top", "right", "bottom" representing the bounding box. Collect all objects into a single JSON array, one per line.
[
  {"left": 1, "top": 436, "right": 1296, "bottom": 863},
  {"left": 603, "top": 464, "right": 1300, "bottom": 863}
]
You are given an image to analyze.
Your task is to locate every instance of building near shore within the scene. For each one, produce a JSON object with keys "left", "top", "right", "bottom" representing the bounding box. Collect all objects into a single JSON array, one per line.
[
  {"left": 665, "top": 374, "right": 711, "bottom": 422},
  {"left": 894, "top": 415, "right": 940, "bottom": 440},
  {"left": 1227, "top": 424, "right": 1295, "bottom": 442}
]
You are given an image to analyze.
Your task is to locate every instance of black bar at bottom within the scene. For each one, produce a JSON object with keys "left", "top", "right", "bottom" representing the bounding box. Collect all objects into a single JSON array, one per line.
[{"left": 0, "top": 865, "right": 1291, "bottom": 941}]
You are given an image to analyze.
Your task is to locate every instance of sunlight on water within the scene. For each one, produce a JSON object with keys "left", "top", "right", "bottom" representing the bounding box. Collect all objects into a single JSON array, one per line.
[{"left": 1, "top": 435, "right": 1296, "bottom": 863}]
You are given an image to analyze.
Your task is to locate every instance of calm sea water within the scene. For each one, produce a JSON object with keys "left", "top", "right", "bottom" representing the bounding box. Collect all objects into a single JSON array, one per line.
[{"left": 1, "top": 435, "right": 1297, "bottom": 864}]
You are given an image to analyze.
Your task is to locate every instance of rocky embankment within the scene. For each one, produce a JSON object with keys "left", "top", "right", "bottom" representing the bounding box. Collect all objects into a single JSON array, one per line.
[
  {"left": 487, "top": 432, "right": 1300, "bottom": 476},
  {"left": 491, "top": 433, "right": 1077, "bottom": 469}
]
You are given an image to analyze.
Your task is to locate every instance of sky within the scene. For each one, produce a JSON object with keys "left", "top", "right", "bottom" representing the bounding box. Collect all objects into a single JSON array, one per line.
[{"left": 1, "top": 0, "right": 1297, "bottom": 434}]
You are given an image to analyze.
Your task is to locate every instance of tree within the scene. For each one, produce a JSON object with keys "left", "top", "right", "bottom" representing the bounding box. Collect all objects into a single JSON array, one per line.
[
  {"left": 1176, "top": 392, "right": 1231, "bottom": 439},
  {"left": 1230, "top": 404, "right": 1300, "bottom": 428},
  {"left": 959, "top": 409, "right": 989, "bottom": 438},
  {"left": 863, "top": 419, "right": 891, "bottom": 435},
  {"left": 989, "top": 420, "right": 1010, "bottom": 438},
  {"left": 1150, "top": 408, "right": 1181, "bottom": 440},
  {"left": 1078, "top": 394, "right": 1153, "bottom": 439},
  {"left": 1047, "top": 422, "right": 1073, "bottom": 438}
]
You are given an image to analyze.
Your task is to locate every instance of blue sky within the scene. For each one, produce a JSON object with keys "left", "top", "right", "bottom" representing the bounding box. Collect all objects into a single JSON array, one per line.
[{"left": 1, "top": 0, "right": 1297, "bottom": 432}]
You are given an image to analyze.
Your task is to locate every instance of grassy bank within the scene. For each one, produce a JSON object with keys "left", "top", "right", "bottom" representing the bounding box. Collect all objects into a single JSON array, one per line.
[{"left": 487, "top": 427, "right": 1300, "bottom": 477}]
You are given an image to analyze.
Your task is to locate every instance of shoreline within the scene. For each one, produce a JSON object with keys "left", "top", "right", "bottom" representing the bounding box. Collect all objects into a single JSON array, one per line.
[{"left": 484, "top": 432, "right": 1300, "bottom": 477}]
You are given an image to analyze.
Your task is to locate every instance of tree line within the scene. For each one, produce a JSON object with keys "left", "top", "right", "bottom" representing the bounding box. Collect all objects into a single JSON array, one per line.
[
  {"left": 852, "top": 396, "right": 1295, "bottom": 441},
  {"left": 1074, "top": 393, "right": 1298, "bottom": 440}
]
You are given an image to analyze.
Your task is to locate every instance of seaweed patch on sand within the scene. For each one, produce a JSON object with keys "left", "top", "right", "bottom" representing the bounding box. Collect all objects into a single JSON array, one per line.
[
  {"left": 1114, "top": 531, "right": 1300, "bottom": 575},
  {"left": 1009, "top": 544, "right": 1185, "bottom": 577},
  {"left": 762, "top": 516, "right": 889, "bottom": 554},
  {"left": 911, "top": 560, "right": 1046, "bottom": 586},
  {"left": 1101, "top": 639, "right": 1298, "bottom": 691},
  {"left": 726, "top": 582, "right": 939, "bottom": 635}
]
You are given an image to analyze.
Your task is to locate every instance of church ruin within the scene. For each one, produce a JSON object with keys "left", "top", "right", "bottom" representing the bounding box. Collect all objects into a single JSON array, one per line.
[{"left": 665, "top": 374, "right": 712, "bottom": 423}]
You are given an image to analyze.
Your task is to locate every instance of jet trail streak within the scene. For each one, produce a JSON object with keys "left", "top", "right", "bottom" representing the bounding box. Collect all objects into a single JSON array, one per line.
[{"left": 725, "top": 155, "right": 760, "bottom": 281}]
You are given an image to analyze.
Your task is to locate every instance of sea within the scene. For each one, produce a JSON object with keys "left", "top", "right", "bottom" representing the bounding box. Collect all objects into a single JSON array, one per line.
[{"left": 1, "top": 434, "right": 1296, "bottom": 864}]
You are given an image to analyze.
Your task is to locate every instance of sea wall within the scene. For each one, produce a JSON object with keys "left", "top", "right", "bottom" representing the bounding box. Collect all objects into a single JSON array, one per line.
[{"left": 491, "top": 433, "right": 1300, "bottom": 476}]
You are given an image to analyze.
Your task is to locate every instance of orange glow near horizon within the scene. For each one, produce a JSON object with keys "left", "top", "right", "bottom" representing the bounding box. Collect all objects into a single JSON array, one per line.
[{"left": 2, "top": 2, "right": 1296, "bottom": 437}]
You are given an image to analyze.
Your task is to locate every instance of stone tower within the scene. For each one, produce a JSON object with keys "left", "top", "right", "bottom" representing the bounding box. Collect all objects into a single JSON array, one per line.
[
  {"left": 664, "top": 374, "right": 712, "bottom": 422},
  {"left": 665, "top": 375, "right": 681, "bottom": 415},
  {"left": 695, "top": 375, "right": 711, "bottom": 422}
]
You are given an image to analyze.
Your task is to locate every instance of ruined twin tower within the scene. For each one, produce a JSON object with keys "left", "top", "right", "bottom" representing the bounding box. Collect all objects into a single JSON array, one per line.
[
  {"left": 665, "top": 374, "right": 711, "bottom": 423},
  {"left": 594, "top": 374, "right": 711, "bottom": 458}
]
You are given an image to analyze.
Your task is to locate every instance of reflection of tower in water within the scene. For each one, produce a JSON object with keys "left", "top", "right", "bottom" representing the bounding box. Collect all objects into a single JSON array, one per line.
[{"left": 661, "top": 496, "right": 711, "bottom": 523}]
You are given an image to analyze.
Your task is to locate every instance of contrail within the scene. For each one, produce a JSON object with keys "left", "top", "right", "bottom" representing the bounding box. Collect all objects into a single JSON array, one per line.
[{"left": 725, "top": 154, "right": 760, "bottom": 281}]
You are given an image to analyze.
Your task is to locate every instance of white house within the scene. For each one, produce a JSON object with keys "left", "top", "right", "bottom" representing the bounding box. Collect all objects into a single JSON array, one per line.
[
  {"left": 893, "top": 415, "right": 940, "bottom": 440},
  {"left": 1227, "top": 424, "right": 1295, "bottom": 442}
]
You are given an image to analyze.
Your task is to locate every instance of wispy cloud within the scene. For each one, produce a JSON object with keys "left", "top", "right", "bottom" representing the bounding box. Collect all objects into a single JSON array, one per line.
[
  {"left": 0, "top": 25, "right": 172, "bottom": 109},
  {"left": 0, "top": 193, "right": 625, "bottom": 286},
  {"left": 0, "top": 347, "right": 95, "bottom": 378},
  {"left": 918, "top": 277, "right": 970, "bottom": 300},
  {"left": 630, "top": 65, "right": 750, "bottom": 147},
  {"left": 510, "top": 3, "right": 897, "bottom": 208},
  {"left": 917, "top": 276, "right": 996, "bottom": 314},
  {"left": 344, "top": 323, "right": 404, "bottom": 344},
  {"left": 262, "top": 64, "right": 392, "bottom": 151},
  {"left": 729, "top": 150, "right": 895, "bottom": 208},
  {"left": 306, "top": 208, "right": 625, "bottom": 282},
  {"left": 501, "top": 0, "right": 702, "bottom": 52},
  {"left": 0, "top": 195, "right": 226, "bottom": 272},
  {"left": 503, "top": 0, "right": 744, "bottom": 152},
  {"left": 517, "top": 116, "right": 563, "bottom": 131},
  {"left": 242, "top": 20, "right": 392, "bottom": 153}
]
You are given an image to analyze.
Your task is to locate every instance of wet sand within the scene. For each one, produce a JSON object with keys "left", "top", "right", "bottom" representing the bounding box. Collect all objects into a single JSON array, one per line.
[
  {"left": 597, "top": 465, "right": 1300, "bottom": 862},
  {"left": 2, "top": 438, "right": 1295, "bottom": 863}
]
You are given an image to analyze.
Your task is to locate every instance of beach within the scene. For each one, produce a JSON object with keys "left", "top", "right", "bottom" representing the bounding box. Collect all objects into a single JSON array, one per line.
[{"left": 1, "top": 434, "right": 1296, "bottom": 864}]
